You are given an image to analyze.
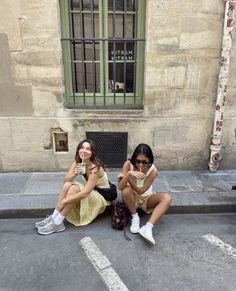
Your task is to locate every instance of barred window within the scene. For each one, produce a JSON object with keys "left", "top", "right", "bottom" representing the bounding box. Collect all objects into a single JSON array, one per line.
[{"left": 60, "top": 0, "right": 146, "bottom": 108}]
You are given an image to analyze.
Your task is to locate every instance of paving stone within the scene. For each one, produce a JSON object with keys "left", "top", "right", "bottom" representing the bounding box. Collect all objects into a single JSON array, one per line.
[
  {"left": 160, "top": 171, "right": 201, "bottom": 187},
  {"left": 22, "top": 173, "right": 65, "bottom": 195},
  {"left": 0, "top": 173, "right": 31, "bottom": 194}
]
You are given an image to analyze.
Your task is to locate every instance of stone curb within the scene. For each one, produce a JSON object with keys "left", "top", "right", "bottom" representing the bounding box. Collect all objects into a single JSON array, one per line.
[{"left": 1, "top": 203, "right": 236, "bottom": 219}]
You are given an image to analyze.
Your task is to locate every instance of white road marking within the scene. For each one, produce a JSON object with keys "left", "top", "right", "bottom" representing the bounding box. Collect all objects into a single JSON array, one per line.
[
  {"left": 80, "top": 236, "right": 129, "bottom": 291},
  {"left": 202, "top": 234, "right": 236, "bottom": 260}
]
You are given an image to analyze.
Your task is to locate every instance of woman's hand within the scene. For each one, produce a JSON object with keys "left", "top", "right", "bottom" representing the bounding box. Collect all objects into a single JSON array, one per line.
[
  {"left": 117, "top": 173, "right": 124, "bottom": 182},
  {"left": 129, "top": 170, "right": 145, "bottom": 180},
  {"left": 64, "top": 162, "right": 79, "bottom": 182}
]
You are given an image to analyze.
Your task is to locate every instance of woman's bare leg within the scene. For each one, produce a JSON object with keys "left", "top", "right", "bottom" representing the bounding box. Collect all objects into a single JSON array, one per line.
[
  {"left": 57, "top": 184, "right": 82, "bottom": 216},
  {"left": 146, "top": 192, "right": 172, "bottom": 225},
  {"left": 138, "top": 193, "right": 172, "bottom": 245},
  {"left": 122, "top": 186, "right": 140, "bottom": 233},
  {"left": 55, "top": 182, "right": 73, "bottom": 207},
  {"left": 122, "top": 186, "right": 136, "bottom": 214}
]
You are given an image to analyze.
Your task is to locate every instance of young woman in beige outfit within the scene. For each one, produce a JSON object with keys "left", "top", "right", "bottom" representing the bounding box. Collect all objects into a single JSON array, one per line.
[{"left": 118, "top": 143, "right": 172, "bottom": 245}]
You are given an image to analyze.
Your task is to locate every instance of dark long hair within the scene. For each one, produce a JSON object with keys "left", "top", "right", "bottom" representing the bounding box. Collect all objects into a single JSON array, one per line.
[
  {"left": 130, "top": 143, "right": 154, "bottom": 169},
  {"left": 75, "top": 139, "right": 103, "bottom": 170}
]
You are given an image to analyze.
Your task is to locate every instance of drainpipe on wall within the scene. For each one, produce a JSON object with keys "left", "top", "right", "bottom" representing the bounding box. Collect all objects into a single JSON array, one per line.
[{"left": 209, "top": 0, "right": 236, "bottom": 171}]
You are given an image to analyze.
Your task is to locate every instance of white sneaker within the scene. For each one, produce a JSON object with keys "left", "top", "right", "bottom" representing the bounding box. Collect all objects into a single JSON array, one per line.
[
  {"left": 130, "top": 216, "right": 140, "bottom": 234},
  {"left": 35, "top": 215, "right": 52, "bottom": 228},
  {"left": 38, "top": 221, "right": 65, "bottom": 235},
  {"left": 139, "top": 225, "right": 155, "bottom": 245}
]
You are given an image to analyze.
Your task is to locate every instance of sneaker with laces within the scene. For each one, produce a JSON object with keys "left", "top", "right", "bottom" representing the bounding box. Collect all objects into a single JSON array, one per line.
[
  {"left": 35, "top": 215, "right": 52, "bottom": 228},
  {"left": 37, "top": 221, "right": 65, "bottom": 235},
  {"left": 139, "top": 225, "right": 155, "bottom": 245},
  {"left": 130, "top": 216, "right": 140, "bottom": 234}
]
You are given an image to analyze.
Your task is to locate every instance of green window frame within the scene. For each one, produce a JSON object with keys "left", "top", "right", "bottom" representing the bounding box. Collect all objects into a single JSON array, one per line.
[{"left": 60, "top": 0, "right": 146, "bottom": 109}]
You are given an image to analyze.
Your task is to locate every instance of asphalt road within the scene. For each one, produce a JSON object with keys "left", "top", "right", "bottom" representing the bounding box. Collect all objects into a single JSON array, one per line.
[{"left": 1, "top": 213, "right": 236, "bottom": 291}]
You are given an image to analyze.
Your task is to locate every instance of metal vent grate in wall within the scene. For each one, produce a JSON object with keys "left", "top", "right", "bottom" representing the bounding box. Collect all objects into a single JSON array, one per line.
[{"left": 86, "top": 132, "right": 128, "bottom": 168}]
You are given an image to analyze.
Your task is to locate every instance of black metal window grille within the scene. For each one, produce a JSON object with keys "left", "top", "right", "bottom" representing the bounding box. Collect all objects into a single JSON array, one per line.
[
  {"left": 60, "top": 0, "right": 145, "bottom": 108},
  {"left": 86, "top": 131, "right": 128, "bottom": 167}
]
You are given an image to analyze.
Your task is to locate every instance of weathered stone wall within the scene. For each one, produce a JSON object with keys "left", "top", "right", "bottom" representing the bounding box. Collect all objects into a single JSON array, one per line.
[{"left": 0, "top": 0, "right": 235, "bottom": 171}]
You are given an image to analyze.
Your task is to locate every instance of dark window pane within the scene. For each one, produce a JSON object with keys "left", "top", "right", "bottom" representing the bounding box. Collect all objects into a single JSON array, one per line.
[
  {"left": 108, "top": 62, "right": 134, "bottom": 93},
  {"left": 74, "top": 62, "right": 83, "bottom": 92},
  {"left": 108, "top": 14, "right": 123, "bottom": 38},
  {"left": 108, "top": 14, "right": 134, "bottom": 38},
  {"left": 125, "top": 14, "right": 134, "bottom": 38},
  {"left": 71, "top": 0, "right": 99, "bottom": 10},
  {"left": 74, "top": 42, "right": 99, "bottom": 61},
  {"left": 108, "top": 42, "right": 135, "bottom": 93},
  {"left": 72, "top": 13, "right": 99, "bottom": 39},
  {"left": 75, "top": 63, "right": 100, "bottom": 93},
  {"left": 108, "top": 0, "right": 134, "bottom": 11},
  {"left": 90, "top": 12, "right": 99, "bottom": 38},
  {"left": 74, "top": 42, "right": 82, "bottom": 60},
  {"left": 108, "top": 42, "right": 134, "bottom": 61},
  {"left": 125, "top": 63, "right": 134, "bottom": 93}
]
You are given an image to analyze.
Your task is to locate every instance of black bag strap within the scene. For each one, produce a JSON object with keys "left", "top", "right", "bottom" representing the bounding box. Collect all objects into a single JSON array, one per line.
[
  {"left": 123, "top": 228, "right": 132, "bottom": 241},
  {"left": 82, "top": 173, "right": 108, "bottom": 191}
]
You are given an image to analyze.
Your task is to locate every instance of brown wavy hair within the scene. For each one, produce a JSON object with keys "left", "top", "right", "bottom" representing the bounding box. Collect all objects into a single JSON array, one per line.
[{"left": 75, "top": 139, "right": 103, "bottom": 171}]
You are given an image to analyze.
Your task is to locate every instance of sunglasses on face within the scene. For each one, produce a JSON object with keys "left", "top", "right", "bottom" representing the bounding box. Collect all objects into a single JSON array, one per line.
[{"left": 135, "top": 159, "right": 150, "bottom": 165}]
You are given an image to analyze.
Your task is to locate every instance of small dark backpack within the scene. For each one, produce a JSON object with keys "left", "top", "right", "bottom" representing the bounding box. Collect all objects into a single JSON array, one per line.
[{"left": 111, "top": 202, "right": 132, "bottom": 240}]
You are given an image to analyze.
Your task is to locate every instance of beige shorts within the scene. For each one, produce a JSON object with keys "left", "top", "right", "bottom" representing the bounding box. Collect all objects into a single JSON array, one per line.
[{"left": 134, "top": 192, "right": 156, "bottom": 214}]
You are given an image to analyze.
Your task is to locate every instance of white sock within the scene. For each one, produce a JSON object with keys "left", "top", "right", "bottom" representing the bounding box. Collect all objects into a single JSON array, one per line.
[
  {"left": 52, "top": 209, "right": 60, "bottom": 220},
  {"left": 146, "top": 222, "right": 153, "bottom": 230},
  {"left": 132, "top": 213, "right": 140, "bottom": 221},
  {"left": 53, "top": 213, "right": 65, "bottom": 225}
]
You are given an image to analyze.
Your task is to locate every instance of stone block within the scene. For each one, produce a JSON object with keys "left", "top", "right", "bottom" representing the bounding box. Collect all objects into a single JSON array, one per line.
[
  {"left": 0, "top": 119, "right": 12, "bottom": 148},
  {"left": 0, "top": 0, "right": 22, "bottom": 51},
  {"left": 180, "top": 31, "right": 220, "bottom": 50},
  {"left": 164, "top": 65, "right": 187, "bottom": 88},
  {"left": 21, "top": 34, "right": 61, "bottom": 51},
  {"left": 180, "top": 17, "right": 222, "bottom": 34},
  {"left": 0, "top": 83, "right": 33, "bottom": 116},
  {"left": 144, "top": 89, "right": 215, "bottom": 117},
  {"left": 29, "top": 66, "right": 62, "bottom": 87},
  {"left": 32, "top": 86, "right": 63, "bottom": 116},
  {"left": 152, "top": 118, "right": 211, "bottom": 149},
  {"left": 0, "top": 34, "right": 13, "bottom": 83},
  {"left": 11, "top": 50, "right": 61, "bottom": 67},
  {"left": 201, "top": 0, "right": 224, "bottom": 15},
  {"left": 148, "top": 0, "right": 200, "bottom": 16},
  {"left": 228, "top": 57, "right": 236, "bottom": 87},
  {"left": 145, "top": 67, "right": 164, "bottom": 88},
  {"left": 1, "top": 150, "right": 56, "bottom": 171}
]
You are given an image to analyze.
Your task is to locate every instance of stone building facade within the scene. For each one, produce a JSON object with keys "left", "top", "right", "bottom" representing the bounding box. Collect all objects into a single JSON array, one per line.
[{"left": 0, "top": 0, "right": 236, "bottom": 172}]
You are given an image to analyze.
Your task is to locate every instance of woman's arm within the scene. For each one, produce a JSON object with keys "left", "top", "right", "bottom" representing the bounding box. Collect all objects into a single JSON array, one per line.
[
  {"left": 63, "top": 168, "right": 100, "bottom": 205},
  {"left": 118, "top": 161, "right": 145, "bottom": 190},
  {"left": 118, "top": 161, "right": 133, "bottom": 190},
  {"left": 118, "top": 161, "right": 158, "bottom": 194},
  {"left": 64, "top": 162, "right": 79, "bottom": 182}
]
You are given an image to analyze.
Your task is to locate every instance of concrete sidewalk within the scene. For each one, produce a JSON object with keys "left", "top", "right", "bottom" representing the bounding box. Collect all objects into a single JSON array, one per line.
[{"left": 0, "top": 170, "right": 236, "bottom": 218}]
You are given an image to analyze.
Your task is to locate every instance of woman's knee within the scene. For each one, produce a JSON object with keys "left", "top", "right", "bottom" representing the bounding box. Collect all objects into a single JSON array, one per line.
[
  {"left": 161, "top": 192, "right": 172, "bottom": 206},
  {"left": 62, "top": 182, "right": 73, "bottom": 194},
  {"left": 122, "top": 187, "right": 134, "bottom": 200},
  {"left": 67, "top": 185, "right": 80, "bottom": 196}
]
